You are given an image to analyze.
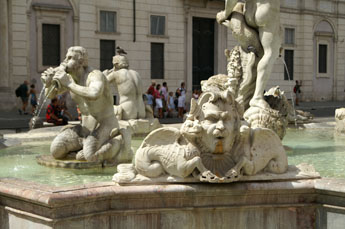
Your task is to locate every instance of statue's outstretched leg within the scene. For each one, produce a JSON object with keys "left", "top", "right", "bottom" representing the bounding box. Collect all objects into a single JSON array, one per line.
[{"left": 249, "top": 16, "right": 281, "bottom": 109}]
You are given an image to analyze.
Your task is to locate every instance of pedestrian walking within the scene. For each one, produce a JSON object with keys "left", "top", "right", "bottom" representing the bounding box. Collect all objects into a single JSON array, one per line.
[
  {"left": 177, "top": 82, "right": 186, "bottom": 118},
  {"left": 293, "top": 80, "right": 301, "bottom": 106},
  {"left": 15, "top": 80, "right": 29, "bottom": 115},
  {"left": 29, "top": 84, "right": 37, "bottom": 115}
]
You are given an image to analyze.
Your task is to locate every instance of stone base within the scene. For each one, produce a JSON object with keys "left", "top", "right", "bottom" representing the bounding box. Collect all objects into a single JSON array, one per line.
[
  {"left": 36, "top": 155, "right": 106, "bottom": 169},
  {"left": 1, "top": 177, "right": 345, "bottom": 228},
  {"left": 36, "top": 155, "right": 131, "bottom": 169},
  {"left": 244, "top": 106, "right": 287, "bottom": 140},
  {"left": 119, "top": 118, "right": 161, "bottom": 136},
  {"left": 113, "top": 163, "right": 320, "bottom": 185}
]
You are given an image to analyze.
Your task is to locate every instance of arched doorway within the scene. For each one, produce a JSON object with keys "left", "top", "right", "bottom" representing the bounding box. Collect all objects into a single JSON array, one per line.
[{"left": 313, "top": 20, "right": 335, "bottom": 101}]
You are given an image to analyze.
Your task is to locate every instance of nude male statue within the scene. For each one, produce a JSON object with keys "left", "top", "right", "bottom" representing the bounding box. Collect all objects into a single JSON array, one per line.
[
  {"left": 103, "top": 55, "right": 147, "bottom": 120},
  {"left": 217, "top": 0, "right": 281, "bottom": 109},
  {"left": 41, "top": 46, "right": 130, "bottom": 163}
]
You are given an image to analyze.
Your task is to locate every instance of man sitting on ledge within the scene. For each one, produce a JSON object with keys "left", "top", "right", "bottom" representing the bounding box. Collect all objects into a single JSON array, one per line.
[{"left": 46, "top": 97, "right": 68, "bottom": 126}]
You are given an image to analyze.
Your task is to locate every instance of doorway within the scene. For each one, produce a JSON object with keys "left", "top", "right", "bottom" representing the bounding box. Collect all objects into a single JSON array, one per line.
[{"left": 192, "top": 17, "right": 215, "bottom": 91}]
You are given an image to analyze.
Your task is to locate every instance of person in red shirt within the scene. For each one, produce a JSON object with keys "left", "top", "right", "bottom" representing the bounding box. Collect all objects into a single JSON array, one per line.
[
  {"left": 46, "top": 98, "right": 68, "bottom": 125},
  {"left": 154, "top": 84, "right": 163, "bottom": 118},
  {"left": 147, "top": 81, "right": 156, "bottom": 95}
]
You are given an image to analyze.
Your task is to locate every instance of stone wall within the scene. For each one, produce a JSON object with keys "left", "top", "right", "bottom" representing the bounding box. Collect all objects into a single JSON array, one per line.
[
  {"left": 268, "top": 0, "right": 345, "bottom": 102},
  {"left": 2, "top": 0, "right": 345, "bottom": 111}
]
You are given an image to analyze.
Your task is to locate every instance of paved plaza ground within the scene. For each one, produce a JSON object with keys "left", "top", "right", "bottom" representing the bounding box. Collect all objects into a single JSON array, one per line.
[{"left": 0, "top": 100, "right": 344, "bottom": 134}]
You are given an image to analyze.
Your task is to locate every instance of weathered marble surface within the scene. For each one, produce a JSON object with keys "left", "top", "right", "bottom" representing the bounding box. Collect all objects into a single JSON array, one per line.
[
  {"left": 217, "top": 0, "right": 281, "bottom": 110},
  {"left": 103, "top": 54, "right": 161, "bottom": 135},
  {"left": 114, "top": 91, "right": 288, "bottom": 184},
  {"left": 119, "top": 118, "right": 161, "bottom": 136},
  {"left": 113, "top": 163, "right": 319, "bottom": 185},
  {"left": 36, "top": 154, "right": 132, "bottom": 169},
  {"left": 1, "top": 177, "right": 343, "bottom": 229},
  {"left": 104, "top": 54, "right": 153, "bottom": 121},
  {"left": 40, "top": 46, "right": 131, "bottom": 165}
]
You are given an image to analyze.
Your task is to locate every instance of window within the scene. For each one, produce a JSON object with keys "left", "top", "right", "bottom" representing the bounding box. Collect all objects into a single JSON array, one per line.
[
  {"left": 42, "top": 24, "right": 60, "bottom": 66},
  {"left": 100, "top": 11, "right": 117, "bottom": 32},
  {"left": 150, "top": 15, "right": 165, "bottom": 35},
  {"left": 284, "top": 49, "right": 294, "bottom": 80},
  {"left": 100, "top": 40, "right": 116, "bottom": 71},
  {"left": 151, "top": 43, "right": 164, "bottom": 79},
  {"left": 318, "top": 44, "right": 327, "bottom": 73},
  {"left": 285, "top": 28, "right": 295, "bottom": 45}
]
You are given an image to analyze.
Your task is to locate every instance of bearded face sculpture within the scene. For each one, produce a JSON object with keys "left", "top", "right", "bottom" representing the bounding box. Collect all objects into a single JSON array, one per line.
[
  {"left": 182, "top": 91, "right": 242, "bottom": 177},
  {"left": 113, "top": 91, "right": 288, "bottom": 184}
]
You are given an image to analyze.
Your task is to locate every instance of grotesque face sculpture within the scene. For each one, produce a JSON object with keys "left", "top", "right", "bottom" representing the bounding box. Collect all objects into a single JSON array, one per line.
[
  {"left": 182, "top": 91, "right": 242, "bottom": 176},
  {"left": 199, "top": 99, "right": 237, "bottom": 154}
]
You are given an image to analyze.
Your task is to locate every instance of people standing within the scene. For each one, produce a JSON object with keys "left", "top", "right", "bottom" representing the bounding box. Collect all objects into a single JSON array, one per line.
[
  {"left": 167, "top": 91, "right": 175, "bottom": 118},
  {"left": 161, "top": 82, "right": 168, "bottom": 107},
  {"left": 15, "top": 80, "right": 29, "bottom": 115},
  {"left": 177, "top": 82, "right": 186, "bottom": 118},
  {"left": 146, "top": 90, "right": 154, "bottom": 110},
  {"left": 154, "top": 84, "right": 163, "bottom": 118},
  {"left": 147, "top": 81, "right": 156, "bottom": 95},
  {"left": 192, "top": 89, "right": 200, "bottom": 101},
  {"left": 293, "top": 80, "right": 301, "bottom": 106},
  {"left": 29, "top": 84, "right": 37, "bottom": 115}
]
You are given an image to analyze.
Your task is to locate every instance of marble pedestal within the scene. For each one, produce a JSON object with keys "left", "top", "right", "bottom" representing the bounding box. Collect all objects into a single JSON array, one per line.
[{"left": 1, "top": 177, "right": 345, "bottom": 228}]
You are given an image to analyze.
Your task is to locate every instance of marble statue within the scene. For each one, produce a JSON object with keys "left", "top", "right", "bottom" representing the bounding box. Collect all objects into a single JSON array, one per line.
[
  {"left": 104, "top": 55, "right": 147, "bottom": 120},
  {"left": 202, "top": 78, "right": 311, "bottom": 139},
  {"left": 113, "top": 91, "right": 288, "bottom": 184},
  {"left": 103, "top": 54, "right": 160, "bottom": 135},
  {"left": 40, "top": 46, "right": 131, "bottom": 164},
  {"left": 335, "top": 108, "right": 345, "bottom": 134},
  {"left": 216, "top": 0, "right": 281, "bottom": 110}
]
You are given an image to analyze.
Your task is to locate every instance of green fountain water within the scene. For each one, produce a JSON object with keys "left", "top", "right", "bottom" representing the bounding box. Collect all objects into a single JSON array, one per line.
[
  {"left": 0, "top": 128, "right": 344, "bottom": 187},
  {"left": 284, "top": 128, "right": 345, "bottom": 178},
  {"left": 0, "top": 138, "right": 143, "bottom": 187}
]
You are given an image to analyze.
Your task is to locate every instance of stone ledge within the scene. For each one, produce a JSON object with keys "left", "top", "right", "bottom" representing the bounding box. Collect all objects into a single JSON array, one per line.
[
  {"left": 113, "top": 164, "right": 320, "bottom": 185},
  {"left": 36, "top": 155, "right": 104, "bottom": 169},
  {"left": 0, "top": 178, "right": 318, "bottom": 208},
  {"left": 0, "top": 178, "right": 322, "bottom": 228}
]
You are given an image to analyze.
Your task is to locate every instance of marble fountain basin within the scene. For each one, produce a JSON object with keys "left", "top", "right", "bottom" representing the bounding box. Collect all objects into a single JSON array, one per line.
[
  {"left": 1, "top": 124, "right": 345, "bottom": 228},
  {"left": 0, "top": 125, "right": 345, "bottom": 187}
]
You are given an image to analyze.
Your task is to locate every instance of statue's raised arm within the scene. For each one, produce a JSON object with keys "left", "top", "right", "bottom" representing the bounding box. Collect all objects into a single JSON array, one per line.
[
  {"left": 216, "top": 0, "right": 238, "bottom": 24},
  {"left": 39, "top": 46, "right": 132, "bottom": 166}
]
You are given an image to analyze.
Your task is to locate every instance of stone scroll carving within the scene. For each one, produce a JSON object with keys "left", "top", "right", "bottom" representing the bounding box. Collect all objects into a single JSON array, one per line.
[{"left": 113, "top": 91, "right": 288, "bottom": 184}]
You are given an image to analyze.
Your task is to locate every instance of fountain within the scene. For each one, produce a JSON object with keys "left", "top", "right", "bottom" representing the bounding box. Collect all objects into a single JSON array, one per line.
[
  {"left": 1, "top": 0, "right": 345, "bottom": 228},
  {"left": 35, "top": 46, "right": 133, "bottom": 169}
]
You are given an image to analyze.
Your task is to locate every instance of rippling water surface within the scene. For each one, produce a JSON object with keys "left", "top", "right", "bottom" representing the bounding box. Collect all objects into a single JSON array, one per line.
[
  {"left": 0, "top": 138, "right": 143, "bottom": 187},
  {"left": 0, "top": 128, "right": 344, "bottom": 187},
  {"left": 283, "top": 128, "right": 345, "bottom": 178}
]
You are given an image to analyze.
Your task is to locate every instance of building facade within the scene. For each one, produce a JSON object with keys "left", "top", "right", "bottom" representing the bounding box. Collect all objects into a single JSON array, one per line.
[{"left": 1, "top": 0, "right": 345, "bottom": 111}]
